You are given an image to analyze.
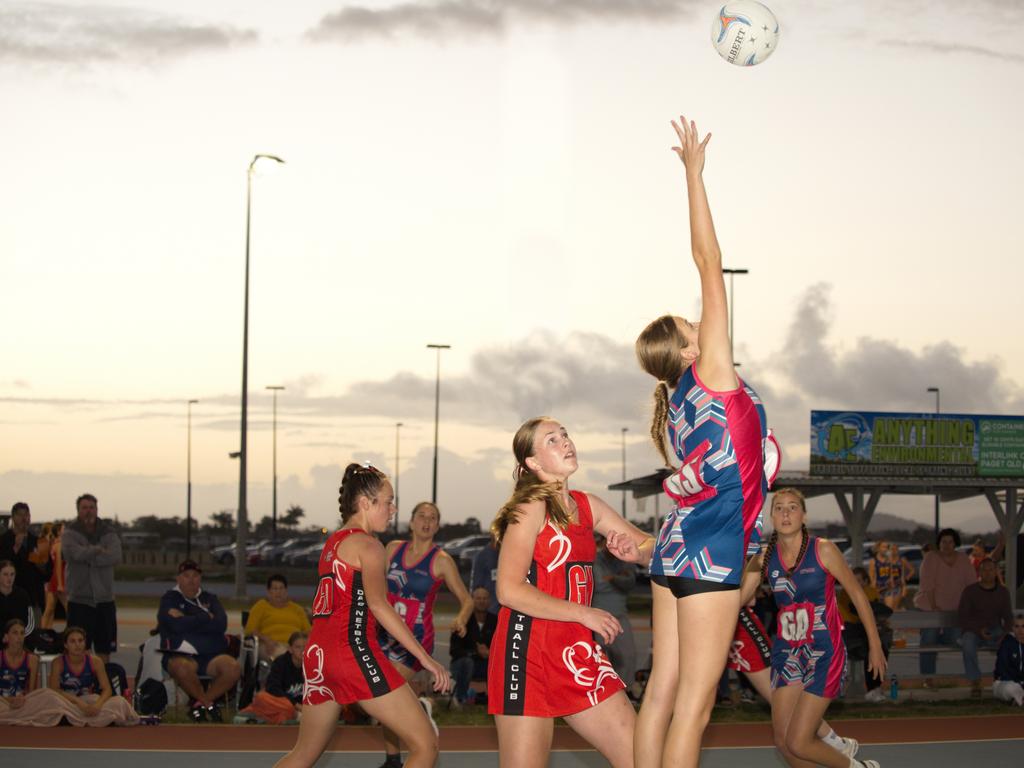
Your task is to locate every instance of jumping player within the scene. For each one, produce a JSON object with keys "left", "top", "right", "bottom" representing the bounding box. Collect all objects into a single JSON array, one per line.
[
  {"left": 378, "top": 501, "right": 473, "bottom": 767},
  {"left": 741, "top": 489, "right": 886, "bottom": 768},
  {"left": 488, "top": 417, "right": 653, "bottom": 768},
  {"left": 274, "top": 464, "right": 449, "bottom": 768},
  {"left": 634, "top": 115, "right": 778, "bottom": 768}
]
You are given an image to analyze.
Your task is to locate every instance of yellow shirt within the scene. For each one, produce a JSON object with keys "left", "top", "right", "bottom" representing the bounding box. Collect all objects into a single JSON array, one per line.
[
  {"left": 244, "top": 599, "right": 310, "bottom": 644},
  {"left": 837, "top": 584, "right": 879, "bottom": 625}
]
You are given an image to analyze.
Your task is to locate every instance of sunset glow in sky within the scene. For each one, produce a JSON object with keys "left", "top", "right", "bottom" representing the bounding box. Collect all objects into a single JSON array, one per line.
[{"left": 2, "top": 0, "right": 1022, "bottom": 533}]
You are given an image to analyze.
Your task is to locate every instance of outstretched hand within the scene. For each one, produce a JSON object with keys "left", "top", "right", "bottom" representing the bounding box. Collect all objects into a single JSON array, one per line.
[
  {"left": 605, "top": 530, "right": 650, "bottom": 564},
  {"left": 671, "top": 115, "right": 711, "bottom": 175}
]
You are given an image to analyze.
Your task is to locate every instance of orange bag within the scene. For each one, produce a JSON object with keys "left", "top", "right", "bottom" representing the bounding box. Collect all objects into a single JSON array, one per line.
[{"left": 238, "top": 691, "right": 296, "bottom": 724}]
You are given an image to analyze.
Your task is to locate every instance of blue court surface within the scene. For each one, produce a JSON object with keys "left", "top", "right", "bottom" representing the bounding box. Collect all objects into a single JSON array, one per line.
[{"left": 4, "top": 739, "right": 1023, "bottom": 767}]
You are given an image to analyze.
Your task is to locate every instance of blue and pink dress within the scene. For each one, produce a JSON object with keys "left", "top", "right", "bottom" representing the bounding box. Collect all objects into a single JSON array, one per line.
[
  {"left": 766, "top": 536, "right": 848, "bottom": 698},
  {"left": 379, "top": 541, "right": 443, "bottom": 671},
  {"left": 650, "top": 366, "right": 778, "bottom": 586}
]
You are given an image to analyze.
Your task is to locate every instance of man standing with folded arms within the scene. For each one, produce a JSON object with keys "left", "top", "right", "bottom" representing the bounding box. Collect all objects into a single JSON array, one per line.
[{"left": 62, "top": 494, "right": 121, "bottom": 662}]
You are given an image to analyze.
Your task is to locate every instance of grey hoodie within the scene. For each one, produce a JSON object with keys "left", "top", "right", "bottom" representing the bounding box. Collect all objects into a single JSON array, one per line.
[{"left": 62, "top": 518, "right": 122, "bottom": 606}]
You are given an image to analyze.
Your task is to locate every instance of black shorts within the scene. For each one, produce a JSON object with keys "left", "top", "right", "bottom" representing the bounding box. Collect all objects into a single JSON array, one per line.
[
  {"left": 651, "top": 574, "right": 739, "bottom": 599},
  {"left": 162, "top": 652, "right": 219, "bottom": 677},
  {"left": 67, "top": 601, "right": 118, "bottom": 655}
]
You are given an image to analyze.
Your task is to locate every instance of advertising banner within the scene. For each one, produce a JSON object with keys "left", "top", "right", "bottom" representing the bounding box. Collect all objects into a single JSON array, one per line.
[{"left": 809, "top": 410, "right": 1024, "bottom": 478}]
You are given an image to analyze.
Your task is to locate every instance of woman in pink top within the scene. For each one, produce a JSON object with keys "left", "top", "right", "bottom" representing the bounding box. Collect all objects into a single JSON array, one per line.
[{"left": 914, "top": 528, "right": 976, "bottom": 683}]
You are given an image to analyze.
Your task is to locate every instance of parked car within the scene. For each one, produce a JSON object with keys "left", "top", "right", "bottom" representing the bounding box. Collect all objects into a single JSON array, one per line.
[
  {"left": 259, "top": 537, "right": 316, "bottom": 565},
  {"left": 442, "top": 535, "right": 492, "bottom": 574},
  {"left": 211, "top": 543, "right": 237, "bottom": 565},
  {"left": 283, "top": 541, "right": 325, "bottom": 568}
]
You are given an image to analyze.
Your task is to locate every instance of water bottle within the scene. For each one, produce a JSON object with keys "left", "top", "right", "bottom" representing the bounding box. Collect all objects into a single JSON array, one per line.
[{"left": 889, "top": 673, "right": 899, "bottom": 701}]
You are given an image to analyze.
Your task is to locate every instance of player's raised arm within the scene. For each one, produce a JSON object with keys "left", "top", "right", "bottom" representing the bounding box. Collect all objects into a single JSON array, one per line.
[{"left": 671, "top": 116, "right": 735, "bottom": 391}]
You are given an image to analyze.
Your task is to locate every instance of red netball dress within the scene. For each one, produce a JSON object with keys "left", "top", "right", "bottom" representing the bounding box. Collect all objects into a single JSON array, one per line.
[
  {"left": 488, "top": 490, "right": 625, "bottom": 717},
  {"left": 727, "top": 607, "right": 772, "bottom": 675},
  {"left": 303, "top": 528, "right": 406, "bottom": 706}
]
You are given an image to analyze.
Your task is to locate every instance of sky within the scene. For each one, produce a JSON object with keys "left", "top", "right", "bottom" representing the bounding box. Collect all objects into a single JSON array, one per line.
[{"left": 2, "top": 0, "right": 1022, "bottom": 536}]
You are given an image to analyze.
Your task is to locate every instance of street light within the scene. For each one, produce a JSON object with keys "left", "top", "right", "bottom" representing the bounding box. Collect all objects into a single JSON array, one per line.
[
  {"left": 426, "top": 344, "right": 451, "bottom": 505},
  {"left": 722, "top": 268, "right": 749, "bottom": 364},
  {"left": 927, "top": 386, "right": 941, "bottom": 536},
  {"left": 237, "top": 152, "right": 285, "bottom": 598},
  {"left": 394, "top": 422, "right": 403, "bottom": 534},
  {"left": 621, "top": 428, "right": 628, "bottom": 517},
  {"left": 186, "top": 399, "right": 199, "bottom": 560},
  {"left": 266, "top": 385, "right": 285, "bottom": 544}
]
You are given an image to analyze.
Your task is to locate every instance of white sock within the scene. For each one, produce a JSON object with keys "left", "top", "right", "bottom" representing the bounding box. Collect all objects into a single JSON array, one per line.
[{"left": 822, "top": 728, "right": 843, "bottom": 749}]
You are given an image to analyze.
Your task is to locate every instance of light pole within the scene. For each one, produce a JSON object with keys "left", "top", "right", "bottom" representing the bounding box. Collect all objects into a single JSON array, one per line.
[
  {"left": 394, "top": 422, "right": 403, "bottom": 534},
  {"left": 237, "top": 153, "right": 285, "bottom": 598},
  {"left": 621, "top": 427, "right": 628, "bottom": 517},
  {"left": 426, "top": 344, "right": 450, "bottom": 505},
  {"left": 722, "top": 268, "right": 749, "bottom": 363},
  {"left": 266, "top": 385, "right": 285, "bottom": 544},
  {"left": 186, "top": 399, "right": 199, "bottom": 560},
  {"left": 928, "top": 386, "right": 941, "bottom": 536}
]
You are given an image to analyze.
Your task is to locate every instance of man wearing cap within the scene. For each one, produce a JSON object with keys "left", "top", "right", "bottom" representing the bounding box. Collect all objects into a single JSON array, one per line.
[
  {"left": 157, "top": 559, "right": 240, "bottom": 722},
  {"left": 62, "top": 494, "right": 120, "bottom": 662}
]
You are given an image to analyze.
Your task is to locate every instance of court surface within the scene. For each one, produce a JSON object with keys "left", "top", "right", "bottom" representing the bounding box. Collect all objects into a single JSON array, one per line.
[{"left": 3, "top": 716, "right": 1022, "bottom": 767}]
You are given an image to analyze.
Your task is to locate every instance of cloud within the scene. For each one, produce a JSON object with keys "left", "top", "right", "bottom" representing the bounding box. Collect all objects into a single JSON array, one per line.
[
  {"left": 742, "top": 283, "right": 1024, "bottom": 466},
  {"left": 879, "top": 39, "right": 1024, "bottom": 64},
  {"left": 0, "top": 2, "right": 258, "bottom": 66},
  {"left": 309, "top": 0, "right": 699, "bottom": 42},
  {"left": 6, "top": 285, "right": 1020, "bottom": 532}
]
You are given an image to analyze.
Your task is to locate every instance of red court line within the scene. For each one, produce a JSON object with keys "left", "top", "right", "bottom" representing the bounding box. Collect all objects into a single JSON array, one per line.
[{"left": 2, "top": 715, "right": 1021, "bottom": 752}]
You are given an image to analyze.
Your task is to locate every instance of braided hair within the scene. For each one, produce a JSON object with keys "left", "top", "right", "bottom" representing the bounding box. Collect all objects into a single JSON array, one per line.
[
  {"left": 490, "top": 417, "right": 573, "bottom": 546},
  {"left": 761, "top": 524, "right": 810, "bottom": 582},
  {"left": 338, "top": 463, "right": 387, "bottom": 522},
  {"left": 635, "top": 315, "right": 689, "bottom": 469}
]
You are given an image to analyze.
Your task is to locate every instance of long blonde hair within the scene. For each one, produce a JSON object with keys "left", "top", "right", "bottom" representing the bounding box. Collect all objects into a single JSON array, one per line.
[
  {"left": 490, "top": 417, "right": 573, "bottom": 546},
  {"left": 635, "top": 315, "right": 689, "bottom": 468}
]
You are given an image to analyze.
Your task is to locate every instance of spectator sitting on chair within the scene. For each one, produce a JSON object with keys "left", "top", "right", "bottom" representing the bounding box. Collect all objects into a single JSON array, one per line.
[
  {"left": 914, "top": 527, "right": 976, "bottom": 686},
  {"left": 0, "top": 561, "right": 34, "bottom": 637},
  {"left": 244, "top": 573, "right": 310, "bottom": 663},
  {"left": 959, "top": 557, "right": 1013, "bottom": 697},
  {"left": 237, "top": 630, "right": 308, "bottom": 725},
  {"left": 158, "top": 559, "right": 240, "bottom": 723},
  {"left": 449, "top": 587, "right": 497, "bottom": 707},
  {"left": 993, "top": 613, "right": 1024, "bottom": 707},
  {"left": 62, "top": 494, "right": 121, "bottom": 662},
  {"left": 266, "top": 631, "right": 307, "bottom": 708}
]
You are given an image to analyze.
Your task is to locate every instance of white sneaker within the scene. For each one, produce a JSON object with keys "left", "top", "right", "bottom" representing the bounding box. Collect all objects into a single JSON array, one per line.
[
  {"left": 418, "top": 696, "right": 439, "bottom": 737},
  {"left": 839, "top": 737, "right": 860, "bottom": 758},
  {"left": 864, "top": 688, "right": 887, "bottom": 703}
]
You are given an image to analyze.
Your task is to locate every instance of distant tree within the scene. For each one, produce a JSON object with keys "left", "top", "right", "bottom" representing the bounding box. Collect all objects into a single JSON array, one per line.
[
  {"left": 282, "top": 505, "right": 305, "bottom": 529},
  {"left": 209, "top": 510, "right": 235, "bottom": 532},
  {"left": 131, "top": 515, "right": 187, "bottom": 540},
  {"left": 464, "top": 517, "right": 481, "bottom": 533}
]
